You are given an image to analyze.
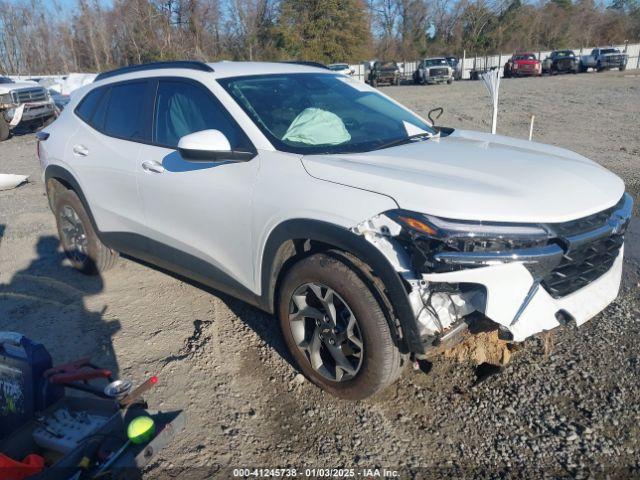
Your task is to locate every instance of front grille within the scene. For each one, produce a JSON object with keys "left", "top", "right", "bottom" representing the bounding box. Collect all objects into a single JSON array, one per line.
[
  {"left": 12, "top": 87, "right": 47, "bottom": 104},
  {"left": 557, "top": 59, "right": 572, "bottom": 69},
  {"left": 550, "top": 197, "right": 623, "bottom": 237},
  {"left": 429, "top": 68, "right": 448, "bottom": 76},
  {"left": 540, "top": 196, "right": 627, "bottom": 298},
  {"left": 541, "top": 235, "right": 623, "bottom": 298}
]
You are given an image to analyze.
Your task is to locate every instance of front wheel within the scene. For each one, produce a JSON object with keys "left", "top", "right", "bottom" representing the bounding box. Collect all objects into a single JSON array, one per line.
[
  {"left": 619, "top": 64, "right": 626, "bottom": 71},
  {"left": 54, "top": 190, "right": 119, "bottom": 274},
  {"left": 278, "top": 253, "right": 405, "bottom": 400}
]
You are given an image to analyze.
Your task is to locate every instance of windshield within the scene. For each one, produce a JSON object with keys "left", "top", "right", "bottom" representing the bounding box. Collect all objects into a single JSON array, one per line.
[
  {"left": 425, "top": 59, "right": 448, "bottom": 67},
  {"left": 514, "top": 54, "right": 536, "bottom": 60},
  {"left": 0, "top": 77, "right": 14, "bottom": 84},
  {"left": 328, "top": 64, "right": 349, "bottom": 71},
  {"left": 601, "top": 48, "right": 619, "bottom": 54},
  {"left": 554, "top": 50, "right": 574, "bottom": 58},
  {"left": 218, "top": 73, "right": 436, "bottom": 154}
]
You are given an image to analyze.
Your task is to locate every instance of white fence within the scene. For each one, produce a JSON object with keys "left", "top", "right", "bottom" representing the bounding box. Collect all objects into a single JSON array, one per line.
[{"left": 349, "top": 42, "right": 640, "bottom": 82}]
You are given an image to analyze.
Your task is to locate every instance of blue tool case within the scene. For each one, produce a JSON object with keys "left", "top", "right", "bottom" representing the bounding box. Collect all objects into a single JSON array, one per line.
[{"left": 0, "top": 333, "right": 63, "bottom": 440}]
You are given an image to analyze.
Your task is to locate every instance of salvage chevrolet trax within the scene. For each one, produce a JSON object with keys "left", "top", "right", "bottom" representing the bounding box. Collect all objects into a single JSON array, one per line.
[{"left": 38, "top": 61, "right": 633, "bottom": 400}]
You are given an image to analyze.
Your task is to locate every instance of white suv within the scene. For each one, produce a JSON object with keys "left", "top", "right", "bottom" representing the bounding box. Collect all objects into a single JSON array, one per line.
[{"left": 38, "top": 61, "right": 632, "bottom": 399}]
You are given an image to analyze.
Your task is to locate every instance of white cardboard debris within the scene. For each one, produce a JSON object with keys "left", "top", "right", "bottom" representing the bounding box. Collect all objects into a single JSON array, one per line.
[{"left": 0, "top": 174, "right": 29, "bottom": 191}]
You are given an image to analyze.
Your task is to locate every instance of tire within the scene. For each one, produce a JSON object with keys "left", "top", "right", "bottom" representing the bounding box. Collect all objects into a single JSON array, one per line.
[
  {"left": 371, "top": 78, "right": 378, "bottom": 88},
  {"left": 596, "top": 61, "right": 603, "bottom": 72},
  {"left": 54, "top": 189, "right": 118, "bottom": 274},
  {"left": 278, "top": 253, "right": 405, "bottom": 400},
  {"left": 395, "top": 77, "right": 401, "bottom": 86},
  {"left": 619, "top": 64, "right": 626, "bottom": 72},
  {"left": 0, "top": 115, "right": 10, "bottom": 142},
  {"left": 447, "top": 78, "right": 453, "bottom": 84}
]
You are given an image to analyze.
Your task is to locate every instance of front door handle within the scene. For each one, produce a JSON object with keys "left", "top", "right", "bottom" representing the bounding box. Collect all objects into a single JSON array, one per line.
[
  {"left": 72, "top": 144, "right": 89, "bottom": 157},
  {"left": 141, "top": 160, "right": 165, "bottom": 174}
]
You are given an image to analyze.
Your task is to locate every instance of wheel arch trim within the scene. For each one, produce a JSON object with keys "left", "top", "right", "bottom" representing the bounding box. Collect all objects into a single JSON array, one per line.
[
  {"left": 259, "top": 218, "right": 424, "bottom": 354},
  {"left": 44, "top": 164, "right": 104, "bottom": 243}
]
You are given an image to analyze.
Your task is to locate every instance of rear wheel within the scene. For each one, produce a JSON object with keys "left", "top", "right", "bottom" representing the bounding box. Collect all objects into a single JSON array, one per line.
[
  {"left": 54, "top": 190, "right": 118, "bottom": 274},
  {"left": 278, "top": 253, "right": 405, "bottom": 400},
  {"left": 0, "top": 115, "right": 10, "bottom": 142}
]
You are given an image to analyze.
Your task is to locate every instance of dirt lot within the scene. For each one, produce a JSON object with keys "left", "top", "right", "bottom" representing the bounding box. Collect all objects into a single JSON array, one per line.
[{"left": 1, "top": 71, "right": 639, "bottom": 478}]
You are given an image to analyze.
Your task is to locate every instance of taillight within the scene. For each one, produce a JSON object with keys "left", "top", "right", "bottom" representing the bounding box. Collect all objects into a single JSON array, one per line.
[{"left": 36, "top": 131, "right": 49, "bottom": 162}]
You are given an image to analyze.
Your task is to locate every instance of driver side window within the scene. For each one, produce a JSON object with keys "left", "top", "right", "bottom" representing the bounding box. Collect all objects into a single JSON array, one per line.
[{"left": 153, "top": 80, "right": 251, "bottom": 150}]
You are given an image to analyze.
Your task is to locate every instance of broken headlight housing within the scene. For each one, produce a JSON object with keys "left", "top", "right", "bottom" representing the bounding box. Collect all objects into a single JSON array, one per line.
[{"left": 386, "top": 209, "right": 554, "bottom": 272}]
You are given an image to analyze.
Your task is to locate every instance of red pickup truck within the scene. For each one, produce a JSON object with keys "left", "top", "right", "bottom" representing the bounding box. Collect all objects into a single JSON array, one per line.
[{"left": 503, "top": 53, "right": 542, "bottom": 78}]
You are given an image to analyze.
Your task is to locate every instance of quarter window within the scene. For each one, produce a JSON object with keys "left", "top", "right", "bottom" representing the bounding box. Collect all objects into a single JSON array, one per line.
[
  {"left": 102, "top": 81, "right": 149, "bottom": 141},
  {"left": 153, "top": 80, "right": 250, "bottom": 150},
  {"left": 75, "top": 88, "right": 104, "bottom": 123}
]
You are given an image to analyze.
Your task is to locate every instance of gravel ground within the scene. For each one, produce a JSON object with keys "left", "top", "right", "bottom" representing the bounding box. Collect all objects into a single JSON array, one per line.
[{"left": 0, "top": 70, "right": 639, "bottom": 479}]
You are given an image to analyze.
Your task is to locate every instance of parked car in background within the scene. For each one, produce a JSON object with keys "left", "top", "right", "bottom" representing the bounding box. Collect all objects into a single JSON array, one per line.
[
  {"left": 327, "top": 63, "right": 354, "bottom": 76},
  {"left": 413, "top": 58, "right": 454, "bottom": 85},
  {"left": 445, "top": 56, "right": 462, "bottom": 80},
  {"left": 542, "top": 50, "right": 579, "bottom": 75},
  {"left": 49, "top": 90, "right": 71, "bottom": 110},
  {"left": 0, "top": 76, "right": 56, "bottom": 141},
  {"left": 39, "top": 60, "right": 632, "bottom": 400},
  {"left": 579, "top": 47, "right": 628, "bottom": 72},
  {"left": 503, "top": 53, "right": 542, "bottom": 77},
  {"left": 368, "top": 61, "right": 401, "bottom": 87}
]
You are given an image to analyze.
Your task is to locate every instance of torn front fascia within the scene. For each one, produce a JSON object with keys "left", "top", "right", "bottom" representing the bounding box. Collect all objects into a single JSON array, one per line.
[{"left": 351, "top": 214, "right": 485, "bottom": 339}]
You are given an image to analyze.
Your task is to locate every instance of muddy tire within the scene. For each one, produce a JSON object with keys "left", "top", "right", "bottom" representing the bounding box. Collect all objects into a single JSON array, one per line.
[
  {"left": 0, "top": 115, "right": 10, "bottom": 142},
  {"left": 278, "top": 253, "right": 405, "bottom": 400},
  {"left": 54, "top": 189, "right": 118, "bottom": 274}
]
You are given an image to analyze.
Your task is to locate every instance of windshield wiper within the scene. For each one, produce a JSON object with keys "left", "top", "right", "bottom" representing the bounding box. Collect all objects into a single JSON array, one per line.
[{"left": 375, "top": 132, "right": 433, "bottom": 151}]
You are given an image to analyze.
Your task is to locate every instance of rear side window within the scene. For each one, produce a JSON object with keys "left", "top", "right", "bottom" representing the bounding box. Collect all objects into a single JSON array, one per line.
[
  {"left": 153, "top": 80, "right": 251, "bottom": 150},
  {"left": 75, "top": 88, "right": 104, "bottom": 123},
  {"left": 103, "top": 81, "right": 149, "bottom": 141}
]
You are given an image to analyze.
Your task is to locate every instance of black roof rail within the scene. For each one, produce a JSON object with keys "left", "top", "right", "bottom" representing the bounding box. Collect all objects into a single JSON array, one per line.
[
  {"left": 281, "top": 61, "right": 329, "bottom": 69},
  {"left": 95, "top": 61, "right": 214, "bottom": 82}
]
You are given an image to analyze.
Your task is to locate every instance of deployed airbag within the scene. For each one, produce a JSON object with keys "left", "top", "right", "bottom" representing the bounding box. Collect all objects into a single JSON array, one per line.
[{"left": 282, "top": 108, "right": 351, "bottom": 146}]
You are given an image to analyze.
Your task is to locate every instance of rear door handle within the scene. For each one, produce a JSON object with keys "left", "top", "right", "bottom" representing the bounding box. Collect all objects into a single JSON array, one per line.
[
  {"left": 141, "top": 160, "right": 165, "bottom": 174},
  {"left": 72, "top": 144, "right": 89, "bottom": 157}
]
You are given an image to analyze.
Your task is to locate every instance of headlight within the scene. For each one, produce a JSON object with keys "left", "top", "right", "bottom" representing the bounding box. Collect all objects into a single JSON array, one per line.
[
  {"left": 0, "top": 93, "right": 12, "bottom": 104},
  {"left": 387, "top": 209, "right": 552, "bottom": 253},
  {"left": 4, "top": 108, "right": 15, "bottom": 121}
]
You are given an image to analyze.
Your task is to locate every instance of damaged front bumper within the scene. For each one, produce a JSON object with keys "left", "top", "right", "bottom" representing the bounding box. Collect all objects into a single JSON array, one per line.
[
  {"left": 352, "top": 193, "right": 633, "bottom": 353},
  {"left": 422, "top": 248, "right": 623, "bottom": 342}
]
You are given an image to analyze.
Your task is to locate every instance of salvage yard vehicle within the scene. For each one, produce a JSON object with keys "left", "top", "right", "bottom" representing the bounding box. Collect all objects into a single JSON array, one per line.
[
  {"left": 368, "top": 61, "right": 401, "bottom": 86},
  {"left": 413, "top": 58, "right": 454, "bottom": 85},
  {"left": 579, "top": 47, "right": 628, "bottom": 72},
  {"left": 542, "top": 50, "right": 579, "bottom": 75},
  {"left": 503, "top": 53, "right": 542, "bottom": 77},
  {"left": 327, "top": 63, "right": 354, "bottom": 76},
  {"left": 0, "top": 76, "right": 56, "bottom": 141},
  {"left": 38, "top": 61, "right": 633, "bottom": 400}
]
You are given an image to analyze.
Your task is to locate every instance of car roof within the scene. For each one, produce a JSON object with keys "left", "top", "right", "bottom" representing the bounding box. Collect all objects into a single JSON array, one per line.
[
  {"left": 208, "top": 61, "right": 328, "bottom": 78},
  {"left": 93, "top": 61, "right": 332, "bottom": 85}
]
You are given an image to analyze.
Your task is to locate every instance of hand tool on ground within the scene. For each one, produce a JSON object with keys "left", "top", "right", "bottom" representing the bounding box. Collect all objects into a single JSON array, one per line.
[
  {"left": 119, "top": 376, "right": 158, "bottom": 408},
  {"left": 92, "top": 416, "right": 155, "bottom": 478}
]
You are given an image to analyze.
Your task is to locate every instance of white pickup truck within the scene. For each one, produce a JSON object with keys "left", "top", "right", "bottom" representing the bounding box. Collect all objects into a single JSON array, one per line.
[
  {"left": 0, "top": 76, "right": 56, "bottom": 141},
  {"left": 579, "top": 47, "right": 628, "bottom": 72}
]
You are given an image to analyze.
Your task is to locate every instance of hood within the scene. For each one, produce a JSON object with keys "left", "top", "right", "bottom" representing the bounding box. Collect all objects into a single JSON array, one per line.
[{"left": 301, "top": 129, "right": 625, "bottom": 223}]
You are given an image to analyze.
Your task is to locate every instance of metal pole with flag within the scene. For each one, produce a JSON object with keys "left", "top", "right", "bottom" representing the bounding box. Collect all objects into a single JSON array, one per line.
[{"left": 480, "top": 68, "right": 500, "bottom": 134}]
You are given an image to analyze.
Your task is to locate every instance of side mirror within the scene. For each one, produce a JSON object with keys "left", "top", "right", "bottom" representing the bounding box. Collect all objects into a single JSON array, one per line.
[{"left": 177, "top": 129, "right": 255, "bottom": 162}]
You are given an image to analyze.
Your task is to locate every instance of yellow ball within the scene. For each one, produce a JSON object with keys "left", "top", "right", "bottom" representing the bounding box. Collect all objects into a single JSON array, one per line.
[{"left": 127, "top": 416, "right": 155, "bottom": 444}]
